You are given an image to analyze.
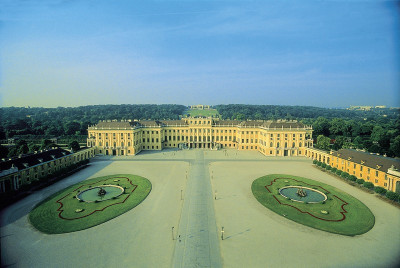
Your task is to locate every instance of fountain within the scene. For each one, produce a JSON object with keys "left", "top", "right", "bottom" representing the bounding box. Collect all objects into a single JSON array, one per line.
[
  {"left": 76, "top": 185, "right": 124, "bottom": 203},
  {"left": 279, "top": 186, "right": 327, "bottom": 203}
]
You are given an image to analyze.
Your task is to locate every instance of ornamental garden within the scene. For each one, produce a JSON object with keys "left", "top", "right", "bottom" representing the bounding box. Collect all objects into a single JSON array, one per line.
[
  {"left": 252, "top": 174, "right": 375, "bottom": 236},
  {"left": 29, "top": 172, "right": 375, "bottom": 236},
  {"left": 29, "top": 174, "right": 151, "bottom": 234}
]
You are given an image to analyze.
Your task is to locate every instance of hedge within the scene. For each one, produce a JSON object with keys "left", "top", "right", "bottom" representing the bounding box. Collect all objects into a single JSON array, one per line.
[
  {"left": 363, "top": 182, "right": 374, "bottom": 189},
  {"left": 321, "top": 163, "right": 327, "bottom": 168},
  {"left": 349, "top": 175, "right": 357, "bottom": 182},
  {"left": 374, "top": 187, "right": 387, "bottom": 195},
  {"left": 356, "top": 179, "right": 365, "bottom": 184},
  {"left": 385, "top": 191, "right": 400, "bottom": 202},
  {"left": 326, "top": 165, "right": 332, "bottom": 171}
]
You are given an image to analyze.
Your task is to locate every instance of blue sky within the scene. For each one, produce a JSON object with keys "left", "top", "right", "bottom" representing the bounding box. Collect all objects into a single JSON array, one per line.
[{"left": 0, "top": 0, "right": 399, "bottom": 108}]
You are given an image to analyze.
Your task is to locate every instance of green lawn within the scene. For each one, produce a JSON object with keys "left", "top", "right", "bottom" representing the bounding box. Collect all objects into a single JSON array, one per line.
[
  {"left": 29, "top": 174, "right": 151, "bottom": 234},
  {"left": 252, "top": 174, "right": 375, "bottom": 236},
  {"left": 184, "top": 108, "right": 219, "bottom": 117}
]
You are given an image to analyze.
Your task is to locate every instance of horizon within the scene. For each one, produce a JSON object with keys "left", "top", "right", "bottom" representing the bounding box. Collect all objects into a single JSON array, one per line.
[
  {"left": 1, "top": 102, "right": 398, "bottom": 110},
  {"left": 1, "top": 0, "right": 399, "bottom": 108}
]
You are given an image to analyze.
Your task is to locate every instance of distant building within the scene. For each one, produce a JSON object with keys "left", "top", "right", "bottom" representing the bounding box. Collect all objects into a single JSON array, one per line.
[
  {"left": 87, "top": 117, "right": 313, "bottom": 156},
  {"left": 190, "top": 105, "right": 210, "bottom": 110},
  {"left": 306, "top": 148, "right": 400, "bottom": 193},
  {"left": 0, "top": 147, "right": 95, "bottom": 193},
  {"left": 348, "top": 106, "right": 372, "bottom": 111}
]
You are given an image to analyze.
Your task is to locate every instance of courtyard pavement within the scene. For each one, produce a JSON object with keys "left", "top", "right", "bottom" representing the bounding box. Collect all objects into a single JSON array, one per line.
[{"left": 1, "top": 149, "right": 399, "bottom": 267}]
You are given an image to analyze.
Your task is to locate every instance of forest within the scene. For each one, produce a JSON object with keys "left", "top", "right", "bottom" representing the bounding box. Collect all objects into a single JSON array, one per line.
[{"left": 0, "top": 104, "right": 399, "bottom": 158}]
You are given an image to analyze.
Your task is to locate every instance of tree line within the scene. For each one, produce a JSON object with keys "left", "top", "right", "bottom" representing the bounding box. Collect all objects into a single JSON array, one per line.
[{"left": 1, "top": 104, "right": 399, "bottom": 158}]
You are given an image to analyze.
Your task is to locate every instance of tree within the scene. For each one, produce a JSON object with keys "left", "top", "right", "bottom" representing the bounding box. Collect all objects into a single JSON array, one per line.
[
  {"left": 18, "top": 144, "right": 29, "bottom": 155},
  {"left": 0, "top": 145, "right": 9, "bottom": 159},
  {"left": 389, "top": 135, "right": 400, "bottom": 157},
  {"left": 313, "top": 117, "right": 330, "bottom": 137},
  {"left": 353, "top": 136, "right": 364, "bottom": 149},
  {"left": 41, "top": 139, "right": 53, "bottom": 150},
  {"left": 329, "top": 118, "right": 345, "bottom": 136},
  {"left": 29, "top": 143, "right": 40, "bottom": 153},
  {"left": 316, "top": 135, "right": 331, "bottom": 151},
  {"left": 64, "top": 121, "right": 82, "bottom": 135},
  {"left": 69, "top": 141, "right": 80, "bottom": 152}
]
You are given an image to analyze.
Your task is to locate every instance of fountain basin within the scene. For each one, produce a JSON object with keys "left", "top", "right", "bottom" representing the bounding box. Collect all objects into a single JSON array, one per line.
[
  {"left": 279, "top": 186, "right": 327, "bottom": 203},
  {"left": 76, "top": 185, "right": 124, "bottom": 203}
]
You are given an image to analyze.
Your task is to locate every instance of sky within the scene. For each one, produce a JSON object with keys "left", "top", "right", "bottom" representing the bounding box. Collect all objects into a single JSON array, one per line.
[{"left": 0, "top": 0, "right": 399, "bottom": 108}]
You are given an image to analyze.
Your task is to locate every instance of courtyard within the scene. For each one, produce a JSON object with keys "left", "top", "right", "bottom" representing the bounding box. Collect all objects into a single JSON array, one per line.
[{"left": 1, "top": 149, "right": 399, "bottom": 267}]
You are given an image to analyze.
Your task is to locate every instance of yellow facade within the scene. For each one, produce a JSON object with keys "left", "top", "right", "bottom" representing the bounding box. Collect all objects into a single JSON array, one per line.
[
  {"left": 87, "top": 117, "right": 313, "bottom": 157},
  {"left": 306, "top": 148, "right": 400, "bottom": 193},
  {"left": 0, "top": 147, "right": 96, "bottom": 193}
]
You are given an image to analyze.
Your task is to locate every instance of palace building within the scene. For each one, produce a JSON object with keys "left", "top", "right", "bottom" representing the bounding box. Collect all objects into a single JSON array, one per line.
[
  {"left": 87, "top": 117, "right": 314, "bottom": 157},
  {"left": 0, "top": 147, "right": 95, "bottom": 193},
  {"left": 306, "top": 148, "right": 400, "bottom": 193}
]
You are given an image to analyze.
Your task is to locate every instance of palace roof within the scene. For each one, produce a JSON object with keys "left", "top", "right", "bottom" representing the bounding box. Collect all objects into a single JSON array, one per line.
[
  {"left": 90, "top": 119, "right": 310, "bottom": 130},
  {"left": 0, "top": 148, "right": 72, "bottom": 175},
  {"left": 332, "top": 149, "right": 400, "bottom": 172}
]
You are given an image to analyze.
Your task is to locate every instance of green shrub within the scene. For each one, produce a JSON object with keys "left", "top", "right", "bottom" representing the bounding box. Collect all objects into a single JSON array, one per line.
[
  {"left": 336, "top": 170, "right": 342, "bottom": 176},
  {"left": 385, "top": 191, "right": 400, "bottom": 202},
  {"left": 349, "top": 175, "right": 357, "bottom": 181},
  {"left": 374, "top": 186, "right": 387, "bottom": 195},
  {"left": 313, "top": 159, "right": 318, "bottom": 164},
  {"left": 341, "top": 172, "right": 349, "bottom": 179},
  {"left": 316, "top": 161, "right": 322, "bottom": 167},
  {"left": 356, "top": 179, "right": 365, "bottom": 184},
  {"left": 321, "top": 163, "right": 327, "bottom": 168},
  {"left": 326, "top": 165, "right": 332, "bottom": 171},
  {"left": 363, "top": 182, "right": 374, "bottom": 189},
  {"left": 331, "top": 167, "right": 337, "bottom": 173}
]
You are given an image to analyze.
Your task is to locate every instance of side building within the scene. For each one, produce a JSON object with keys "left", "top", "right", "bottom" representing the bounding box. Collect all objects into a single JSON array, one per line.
[
  {"left": 0, "top": 147, "right": 96, "bottom": 193},
  {"left": 306, "top": 148, "right": 400, "bottom": 193},
  {"left": 87, "top": 117, "right": 313, "bottom": 157}
]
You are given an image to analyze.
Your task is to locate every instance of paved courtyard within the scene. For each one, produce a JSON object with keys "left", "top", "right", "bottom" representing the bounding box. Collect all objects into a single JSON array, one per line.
[{"left": 1, "top": 149, "right": 399, "bottom": 267}]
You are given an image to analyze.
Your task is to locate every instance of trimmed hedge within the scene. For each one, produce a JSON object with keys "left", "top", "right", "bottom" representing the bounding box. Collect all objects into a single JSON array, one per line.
[
  {"left": 321, "top": 163, "right": 327, "bottom": 168},
  {"left": 326, "top": 165, "right": 332, "bottom": 171},
  {"left": 331, "top": 167, "right": 337, "bottom": 173},
  {"left": 363, "top": 182, "right": 374, "bottom": 189},
  {"left": 335, "top": 170, "right": 343, "bottom": 176},
  {"left": 374, "top": 187, "right": 387, "bottom": 195},
  {"left": 349, "top": 175, "right": 357, "bottom": 182},
  {"left": 385, "top": 191, "right": 400, "bottom": 202},
  {"left": 313, "top": 159, "right": 318, "bottom": 164},
  {"left": 356, "top": 179, "right": 365, "bottom": 184}
]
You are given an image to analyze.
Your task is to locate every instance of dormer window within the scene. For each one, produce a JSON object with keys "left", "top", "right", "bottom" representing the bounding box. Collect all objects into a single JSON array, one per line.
[
  {"left": 51, "top": 155, "right": 56, "bottom": 159},
  {"left": 38, "top": 158, "right": 43, "bottom": 163},
  {"left": 23, "top": 163, "right": 29, "bottom": 168}
]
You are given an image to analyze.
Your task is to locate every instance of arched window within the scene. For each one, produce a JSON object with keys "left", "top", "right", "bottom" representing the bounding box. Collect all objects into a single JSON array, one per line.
[
  {"left": 292, "top": 142, "right": 295, "bottom": 148},
  {"left": 284, "top": 142, "right": 287, "bottom": 148},
  {"left": 277, "top": 142, "right": 280, "bottom": 148}
]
